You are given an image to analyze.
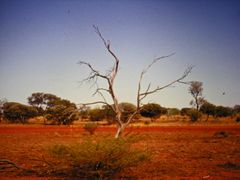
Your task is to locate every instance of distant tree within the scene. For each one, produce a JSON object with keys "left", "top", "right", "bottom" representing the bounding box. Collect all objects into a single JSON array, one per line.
[
  {"left": 79, "top": 105, "right": 90, "bottom": 119},
  {"left": 45, "top": 99, "right": 78, "bottom": 125},
  {"left": 215, "top": 106, "right": 233, "bottom": 118},
  {"left": 199, "top": 101, "right": 216, "bottom": 120},
  {"left": 167, "top": 108, "right": 180, "bottom": 116},
  {"left": 102, "top": 105, "right": 116, "bottom": 124},
  {"left": 28, "top": 92, "right": 60, "bottom": 115},
  {"left": 180, "top": 107, "right": 191, "bottom": 116},
  {"left": 119, "top": 103, "right": 138, "bottom": 123},
  {"left": 233, "top": 105, "right": 240, "bottom": 114},
  {"left": 140, "top": 103, "right": 165, "bottom": 121},
  {"left": 180, "top": 107, "right": 201, "bottom": 121},
  {"left": 89, "top": 108, "right": 105, "bottom": 121},
  {"left": 3, "top": 102, "right": 38, "bottom": 124},
  {"left": 189, "top": 81, "right": 204, "bottom": 111}
]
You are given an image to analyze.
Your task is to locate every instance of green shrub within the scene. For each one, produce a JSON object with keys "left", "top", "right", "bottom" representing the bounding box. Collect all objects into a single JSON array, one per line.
[
  {"left": 3, "top": 102, "right": 38, "bottom": 123},
  {"left": 49, "top": 136, "right": 150, "bottom": 178},
  {"left": 89, "top": 108, "right": 105, "bottom": 121},
  {"left": 83, "top": 122, "right": 98, "bottom": 135},
  {"left": 215, "top": 106, "right": 233, "bottom": 117},
  {"left": 167, "top": 108, "right": 180, "bottom": 116},
  {"left": 188, "top": 109, "right": 202, "bottom": 122}
]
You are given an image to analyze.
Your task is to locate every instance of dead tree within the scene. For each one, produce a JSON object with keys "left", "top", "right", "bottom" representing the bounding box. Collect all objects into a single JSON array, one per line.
[{"left": 79, "top": 26, "right": 192, "bottom": 138}]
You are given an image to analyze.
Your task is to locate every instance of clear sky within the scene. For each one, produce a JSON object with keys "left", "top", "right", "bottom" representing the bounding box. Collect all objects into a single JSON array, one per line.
[{"left": 0, "top": 0, "right": 239, "bottom": 109}]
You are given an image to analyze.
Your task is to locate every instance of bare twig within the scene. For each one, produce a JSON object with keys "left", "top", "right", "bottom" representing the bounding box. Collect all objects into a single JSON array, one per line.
[{"left": 0, "top": 159, "right": 27, "bottom": 171}]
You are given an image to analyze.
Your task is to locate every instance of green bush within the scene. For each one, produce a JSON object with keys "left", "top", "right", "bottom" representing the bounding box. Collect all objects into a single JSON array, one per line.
[
  {"left": 187, "top": 109, "right": 202, "bottom": 122},
  {"left": 140, "top": 103, "right": 166, "bottom": 121},
  {"left": 83, "top": 122, "right": 98, "bottom": 135},
  {"left": 49, "top": 136, "right": 150, "bottom": 178},
  {"left": 89, "top": 108, "right": 105, "bottom": 121},
  {"left": 167, "top": 108, "right": 180, "bottom": 116},
  {"left": 3, "top": 102, "right": 38, "bottom": 123},
  {"left": 215, "top": 106, "right": 233, "bottom": 117}
]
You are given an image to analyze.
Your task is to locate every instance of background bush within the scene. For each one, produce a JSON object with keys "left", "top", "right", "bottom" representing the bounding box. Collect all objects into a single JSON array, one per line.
[
  {"left": 3, "top": 102, "right": 38, "bottom": 123},
  {"left": 140, "top": 103, "right": 166, "bottom": 121}
]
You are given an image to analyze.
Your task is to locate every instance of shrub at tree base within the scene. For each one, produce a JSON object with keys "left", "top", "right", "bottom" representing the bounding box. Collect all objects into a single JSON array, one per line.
[
  {"left": 187, "top": 109, "right": 202, "bottom": 122},
  {"left": 49, "top": 136, "right": 150, "bottom": 179}
]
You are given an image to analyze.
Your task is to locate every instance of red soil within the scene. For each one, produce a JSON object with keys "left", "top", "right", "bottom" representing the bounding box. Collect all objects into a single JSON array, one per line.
[{"left": 0, "top": 124, "right": 240, "bottom": 179}]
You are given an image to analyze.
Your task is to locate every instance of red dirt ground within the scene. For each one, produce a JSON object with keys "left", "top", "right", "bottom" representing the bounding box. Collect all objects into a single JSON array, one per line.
[{"left": 0, "top": 124, "right": 240, "bottom": 179}]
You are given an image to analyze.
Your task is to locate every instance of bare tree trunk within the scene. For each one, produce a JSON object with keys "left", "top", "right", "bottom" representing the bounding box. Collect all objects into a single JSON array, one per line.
[
  {"left": 115, "top": 124, "right": 125, "bottom": 138},
  {"left": 79, "top": 26, "right": 193, "bottom": 138}
]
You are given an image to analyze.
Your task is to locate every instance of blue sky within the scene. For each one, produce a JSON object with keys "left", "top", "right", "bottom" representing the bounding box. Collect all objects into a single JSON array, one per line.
[{"left": 0, "top": 0, "right": 239, "bottom": 108}]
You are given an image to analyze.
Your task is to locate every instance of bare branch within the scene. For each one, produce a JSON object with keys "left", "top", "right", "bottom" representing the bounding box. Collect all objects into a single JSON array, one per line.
[
  {"left": 137, "top": 54, "right": 193, "bottom": 108},
  {"left": 79, "top": 101, "right": 111, "bottom": 107},
  {"left": 93, "top": 25, "right": 119, "bottom": 83},
  {"left": 143, "top": 53, "right": 175, "bottom": 74},
  {"left": 78, "top": 61, "right": 110, "bottom": 81},
  {"left": 139, "top": 66, "right": 193, "bottom": 99},
  {"left": 137, "top": 53, "right": 175, "bottom": 109}
]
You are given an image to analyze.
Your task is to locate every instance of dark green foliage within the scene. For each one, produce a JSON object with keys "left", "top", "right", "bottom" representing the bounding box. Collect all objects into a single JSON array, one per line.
[
  {"left": 46, "top": 105, "right": 78, "bottom": 125},
  {"left": 101, "top": 102, "right": 138, "bottom": 124},
  {"left": 140, "top": 103, "right": 166, "bottom": 121},
  {"left": 28, "top": 92, "right": 60, "bottom": 115},
  {"left": 49, "top": 136, "right": 149, "bottom": 178},
  {"left": 83, "top": 122, "right": 98, "bottom": 135},
  {"left": 180, "top": 108, "right": 192, "bottom": 116},
  {"left": 3, "top": 93, "right": 79, "bottom": 124},
  {"left": 89, "top": 108, "right": 105, "bottom": 121},
  {"left": 181, "top": 107, "right": 202, "bottom": 122},
  {"left": 215, "top": 106, "right": 233, "bottom": 117},
  {"left": 200, "top": 101, "right": 216, "bottom": 120},
  {"left": 45, "top": 99, "right": 78, "bottom": 125},
  {"left": 119, "top": 102, "right": 137, "bottom": 123},
  {"left": 3, "top": 102, "right": 38, "bottom": 123},
  {"left": 187, "top": 108, "right": 202, "bottom": 122},
  {"left": 102, "top": 105, "right": 116, "bottom": 124},
  {"left": 28, "top": 92, "right": 79, "bottom": 125},
  {"left": 167, "top": 108, "right": 180, "bottom": 116}
]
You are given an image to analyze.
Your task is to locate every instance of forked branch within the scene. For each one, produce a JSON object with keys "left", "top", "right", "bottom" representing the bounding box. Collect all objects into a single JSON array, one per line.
[{"left": 137, "top": 56, "right": 193, "bottom": 109}]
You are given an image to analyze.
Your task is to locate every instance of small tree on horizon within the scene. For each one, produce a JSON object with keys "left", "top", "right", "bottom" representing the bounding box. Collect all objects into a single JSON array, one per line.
[
  {"left": 79, "top": 26, "right": 192, "bottom": 138},
  {"left": 189, "top": 81, "right": 204, "bottom": 111}
]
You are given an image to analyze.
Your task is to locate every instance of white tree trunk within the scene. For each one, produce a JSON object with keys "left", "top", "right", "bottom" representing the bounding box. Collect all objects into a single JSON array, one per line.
[{"left": 115, "top": 124, "right": 125, "bottom": 138}]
